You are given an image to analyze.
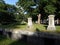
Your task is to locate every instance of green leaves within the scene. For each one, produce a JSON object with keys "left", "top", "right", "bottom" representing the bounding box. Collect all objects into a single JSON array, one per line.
[
  {"left": 17, "top": 0, "right": 60, "bottom": 19},
  {"left": 0, "top": 0, "right": 18, "bottom": 24},
  {"left": 44, "top": 5, "right": 56, "bottom": 14}
]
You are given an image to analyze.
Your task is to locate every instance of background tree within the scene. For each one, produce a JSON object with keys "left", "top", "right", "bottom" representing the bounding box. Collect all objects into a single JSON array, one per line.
[
  {"left": 0, "top": 0, "right": 17, "bottom": 25},
  {"left": 0, "top": 0, "right": 5, "bottom": 4},
  {"left": 17, "top": 0, "right": 39, "bottom": 22},
  {"left": 17, "top": 0, "right": 60, "bottom": 21},
  {"left": 44, "top": 5, "right": 56, "bottom": 15},
  {"left": 55, "top": 0, "right": 60, "bottom": 19}
]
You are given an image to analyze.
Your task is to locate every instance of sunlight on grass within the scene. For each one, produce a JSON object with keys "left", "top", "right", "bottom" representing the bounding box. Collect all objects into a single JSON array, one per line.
[
  {"left": 56, "top": 26, "right": 60, "bottom": 30},
  {"left": 33, "top": 24, "right": 46, "bottom": 31},
  {"left": 0, "top": 22, "right": 27, "bottom": 30},
  {"left": 0, "top": 22, "right": 60, "bottom": 32}
]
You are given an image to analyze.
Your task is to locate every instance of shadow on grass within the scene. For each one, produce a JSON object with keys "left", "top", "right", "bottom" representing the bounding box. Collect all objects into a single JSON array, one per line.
[
  {"left": 36, "top": 28, "right": 40, "bottom": 33},
  {"left": 44, "top": 25, "right": 48, "bottom": 30},
  {"left": 9, "top": 35, "right": 27, "bottom": 45},
  {"left": 55, "top": 24, "right": 60, "bottom": 26},
  {"left": 9, "top": 39, "right": 27, "bottom": 45},
  {"left": 0, "top": 22, "right": 27, "bottom": 29},
  {"left": 0, "top": 35, "right": 7, "bottom": 41},
  {"left": 42, "top": 24, "right": 48, "bottom": 30}
]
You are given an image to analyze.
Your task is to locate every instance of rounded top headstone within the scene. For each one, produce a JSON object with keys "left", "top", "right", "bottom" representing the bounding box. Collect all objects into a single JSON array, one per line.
[
  {"left": 37, "top": 14, "right": 41, "bottom": 16},
  {"left": 48, "top": 15, "right": 55, "bottom": 17},
  {"left": 28, "top": 17, "right": 32, "bottom": 20}
]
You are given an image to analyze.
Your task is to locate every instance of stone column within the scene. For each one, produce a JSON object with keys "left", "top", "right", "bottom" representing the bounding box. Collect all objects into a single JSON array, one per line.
[
  {"left": 28, "top": 17, "right": 33, "bottom": 28},
  {"left": 37, "top": 14, "right": 41, "bottom": 24},
  {"left": 47, "top": 15, "right": 56, "bottom": 30}
]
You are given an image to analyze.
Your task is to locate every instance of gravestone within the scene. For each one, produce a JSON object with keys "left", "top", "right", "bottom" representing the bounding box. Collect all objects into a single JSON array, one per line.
[
  {"left": 12, "top": 30, "right": 22, "bottom": 40},
  {"left": 56, "top": 19, "right": 59, "bottom": 24},
  {"left": 37, "top": 14, "right": 41, "bottom": 24},
  {"left": 47, "top": 15, "right": 56, "bottom": 30},
  {"left": 28, "top": 18, "right": 33, "bottom": 28}
]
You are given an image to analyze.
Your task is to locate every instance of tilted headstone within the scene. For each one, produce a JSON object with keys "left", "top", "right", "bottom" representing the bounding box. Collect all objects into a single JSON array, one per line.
[
  {"left": 47, "top": 15, "right": 56, "bottom": 30},
  {"left": 28, "top": 17, "right": 33, "bottom": 28},
  {"left": 37, "top": 14, "right": 41, "bottom": 24}
]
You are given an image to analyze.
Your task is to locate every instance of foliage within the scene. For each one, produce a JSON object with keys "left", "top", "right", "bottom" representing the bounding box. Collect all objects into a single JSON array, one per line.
[
  {"left": 44, "top": 5, "right": 56, "bottom": 14},
  {"left": 0, "top": 11, "right": 15, "bottom": 24},
  {"left": 17, "top": 0, "right": 39, "bottom": 17},
  {"left": 0, "top": 0, "right": 17, "bottom": 25},
  {"left": 17, "top": 0, "right": 60, "bottom": 19},
  {"left": 0, "top": 0, "right": 5, "bottom": 4},
  {"left": 55, "top": 0, "right": 60, "bottom": 19}
]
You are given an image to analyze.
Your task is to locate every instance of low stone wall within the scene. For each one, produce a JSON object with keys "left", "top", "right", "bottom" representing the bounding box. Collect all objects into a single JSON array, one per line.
[
  {"left": 1, "top": 28, "right": 60, "bottom": 45},
  {"left": 27, "top": 32, "right": 60, "bottom": 45},
  {"left": 27, "top": 35, "right": 44, "bottom": 45}
]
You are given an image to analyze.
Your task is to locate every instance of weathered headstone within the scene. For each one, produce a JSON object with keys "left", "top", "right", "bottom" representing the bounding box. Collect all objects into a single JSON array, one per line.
[
  {"left": 28, "top": 17, "right": 33, "bottom": 28},
  {"left": 56, "top": 19, "right": 59, "bottom": 24},
  {"left": 37, "top": 14, "right": 41, "bottom": 24},
  {"left": 12, "top": 30, "right": 22, "bottom": 40},
  {"left": 47, "top": 15, "right": 56, "bottom": 30}
]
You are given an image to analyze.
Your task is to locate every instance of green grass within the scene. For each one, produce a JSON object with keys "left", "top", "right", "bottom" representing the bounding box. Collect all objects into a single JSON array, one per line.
[
  {"left": 0, "top": 35, "right": 13, "bottom": 45},
  {"left": 0, "top": 22, "right": 60, "bottom": 32},
  {"left": 33, "top": 24, "right": 60, "bottom": 32},
  {"left": 55, "top": 25, "right": 60, "bottom": 32},
  {"left": 33, "top": 24, "right": 46, "bottom": 30},
  {"left": 0, "top": 22, "right": 27, "bottom": 30},
  {"left": 56, "top": 26, "right": 60, "bottom": 30},
  {"left": 0, "top": 35, "right": 27, "bottom": 45}
]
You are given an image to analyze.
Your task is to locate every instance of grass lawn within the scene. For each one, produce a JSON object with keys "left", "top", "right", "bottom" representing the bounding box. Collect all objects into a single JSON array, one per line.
[
  {"left": 0, "top": 22, "right": 60, "bottom": 32},
  {"left": 34, "top": 24, "right": 60, "bottom": 32},
  {"left": 34, "top": 24, "right": 46, "bottom": 30},
  {"left": 56, "top": 26, "right": 60, "bottom": 30},
  {"left": 0, "top": 35, "right": 27, "bottom": 45},
  {"left": 0, "top": 22, "right": 27, "bottom": 30}
]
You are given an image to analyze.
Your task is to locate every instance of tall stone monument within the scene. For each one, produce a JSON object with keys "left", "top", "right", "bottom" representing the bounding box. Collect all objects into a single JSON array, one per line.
[
  {"left": 47, "top": 15, "right": 56, "bottom": 30},
  {"left": 28, "top": 17, "right": 33, "bottom": 28},
  {"left": 37, "top": 14, "right": 41, "bottom": 24}
]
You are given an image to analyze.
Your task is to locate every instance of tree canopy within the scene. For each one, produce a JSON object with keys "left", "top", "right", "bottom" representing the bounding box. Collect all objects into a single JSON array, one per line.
[
  {"left": 17, "top": 0, "right": 60, "bottom": 20},
  {"left": 0, "top": 0, "right": 17, "bottom": 25}
]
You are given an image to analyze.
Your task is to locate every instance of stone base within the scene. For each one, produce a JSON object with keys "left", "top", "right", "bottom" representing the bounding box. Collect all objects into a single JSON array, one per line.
[{"left": 47, "top": 26, "right": 56, "bottom": 30}]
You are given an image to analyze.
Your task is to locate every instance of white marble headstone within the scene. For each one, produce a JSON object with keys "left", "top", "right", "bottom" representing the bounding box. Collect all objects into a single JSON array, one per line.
[
  {"left": 47, "top": 15, "right": 56, "bottom": 30},
  {"left": 28, "top": 18, "right": 32, "bottom": 28}
]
